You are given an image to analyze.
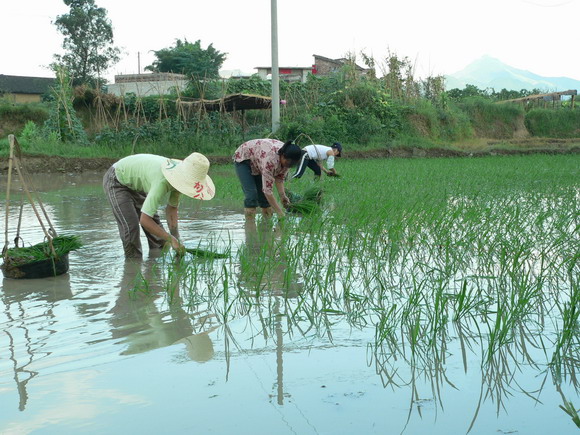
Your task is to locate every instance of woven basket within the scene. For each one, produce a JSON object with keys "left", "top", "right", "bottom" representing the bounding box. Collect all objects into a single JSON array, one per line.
[{"left": 1, "top": 254, "right": 69, "bottom": 279}]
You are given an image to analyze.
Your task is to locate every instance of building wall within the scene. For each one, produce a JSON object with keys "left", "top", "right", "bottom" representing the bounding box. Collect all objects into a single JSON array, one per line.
[
  {"left": 255, "top": 67, "right": 311, "bottom": 83},
  {"left": 114, "top": 73, "right": 187, "bottom": 84},
  {"left": 314, "top": 58, "right": 342, "bottom": 76},
  {"left": 314, "top": 57, "right": 368, "bottom": 78},
  {"left": 107, "top": 80, "right": 189, "bottom": 97}
]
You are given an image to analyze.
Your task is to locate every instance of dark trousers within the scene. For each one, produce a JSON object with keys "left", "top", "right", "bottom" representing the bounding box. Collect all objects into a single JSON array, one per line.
[
  {"left": 292, "top": 153, "right": 321, "bottom": 178},
  {"left": 103, "top": 166, "right": 165, "bottom": 258},
  {"left": 235, "top": 160, "right": 270, "bottom": 208}
]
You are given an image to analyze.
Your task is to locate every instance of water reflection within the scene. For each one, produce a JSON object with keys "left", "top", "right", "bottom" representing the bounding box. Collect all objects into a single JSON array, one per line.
[
  {"left": 108, "top": 254, "right": 217, "bottom": 361},
  {"left": 1, "top": 274, "right": 72, "bottom": 411},
  {"left": 0, "top": 170, "right": 578, "bottom": 434},
  {"left": 237, "top": 220, "right": 304, "bottom": 405}
]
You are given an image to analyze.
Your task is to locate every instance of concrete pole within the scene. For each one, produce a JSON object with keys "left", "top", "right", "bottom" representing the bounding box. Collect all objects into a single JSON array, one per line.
[{"left": 271, "top": 0, "right": 280, "bottom": 133}]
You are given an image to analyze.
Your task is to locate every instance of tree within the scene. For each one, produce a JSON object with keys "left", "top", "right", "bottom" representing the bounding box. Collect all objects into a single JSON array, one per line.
[
  {"left": 53, "top": 0, "right": 120, "bottom": 85},
  {"left": 146, "top": 39, "right": 227, "bottom": 80}
]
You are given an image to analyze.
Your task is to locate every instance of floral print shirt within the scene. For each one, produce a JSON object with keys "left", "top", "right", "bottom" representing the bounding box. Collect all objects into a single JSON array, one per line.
[{"left": 233, "top": 139, "right": 288, "bottom": 195}]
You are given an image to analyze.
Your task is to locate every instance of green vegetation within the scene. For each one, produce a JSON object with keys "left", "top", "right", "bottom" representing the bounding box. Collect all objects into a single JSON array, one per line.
[
  {"left": 146, "top": 39, "right": 227, "bottom": 80},
  {"left": 183, "top": 247, "right": 229, "bottom": 259},
  {"left": 286, "top": 186, "right": 323, "bottom": 215},
  {"left": 136, "top": 154, "right": 579, "bottom": 430},
  {"left": 458, "top": 97, "right": 525, "bottom": 138},
  {"left": 0, "top": 102, "right": 49, "bottom": 137},
  {"left": 44, "top": 67, "right": 89, "bottom": 145},
  {"left": 525, "top": 108, "right": 580, "bottom": 138},
  {"left": 3, "top": 235, "right": 82, "bottom": 266},
  {"left": 1, "top": 51, "right": 578, "bottom": 158}
]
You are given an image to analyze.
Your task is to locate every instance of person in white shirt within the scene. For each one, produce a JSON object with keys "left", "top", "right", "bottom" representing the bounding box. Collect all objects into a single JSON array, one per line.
[{"left": 292, "top": 142, "right": 342, "bottom": 179}]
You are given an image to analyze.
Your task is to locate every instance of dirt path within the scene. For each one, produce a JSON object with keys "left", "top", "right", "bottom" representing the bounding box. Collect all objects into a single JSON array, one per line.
[{"left": 1, "top": 140, "right": 578, "bottom": 174}]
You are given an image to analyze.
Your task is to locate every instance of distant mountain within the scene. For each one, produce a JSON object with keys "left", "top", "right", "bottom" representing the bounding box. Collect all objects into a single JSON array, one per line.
[{"left": 445, "top": 56, "right": 580, "bottom": 92}]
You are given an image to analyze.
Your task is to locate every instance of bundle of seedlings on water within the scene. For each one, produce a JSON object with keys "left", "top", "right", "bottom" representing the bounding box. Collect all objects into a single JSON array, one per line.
[
  {"left": 286, "top": 186, "right": 323, "bottom": 215},
  {"left": 184, "top": 247, "right": 229, "bottom": 259},
  {"left": 1, "top": 235, "right": 82, "bottom": 279}
]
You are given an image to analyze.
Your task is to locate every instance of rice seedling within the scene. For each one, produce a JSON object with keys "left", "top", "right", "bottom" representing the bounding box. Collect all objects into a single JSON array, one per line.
[
  {"left": 285, "top": 186, "right": 323, "bottom": 215},
  {"left": 184, "top": 247, "right": 229, "bottom": 259},
  {"left": 2, "top": 235, "right": 82, "bottom": 266},
  {"left": 1, "top": 235, "right": 83, "bottom": 278},
  {"left": 141, "top": 153, "right": 580, "bottom": 432}
]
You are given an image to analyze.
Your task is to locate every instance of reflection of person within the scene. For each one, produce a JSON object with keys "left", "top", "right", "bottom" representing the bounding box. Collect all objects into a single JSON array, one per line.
[
  {"left": 108, "top": 257, "right": 216, "bottom": 361},
  {"left": 292, "top": 142, "right": 342, "bottom": 179},
  {"left": 238, "top": 221, "right": 302, "bottom": 297},
  {"left": 233, "top": 139, "right": 302, "bottom": 221},
  {"left": 103, "top": 153, "right": 215, "bottom": 258}
]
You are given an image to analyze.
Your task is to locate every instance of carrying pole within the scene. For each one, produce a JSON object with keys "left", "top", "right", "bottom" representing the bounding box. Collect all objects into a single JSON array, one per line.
[
  {"left": 4, "top": 135, "right": 56, "bottom": 258},
  {"left": 3, "top": 136, "right": 15, "bottom": 257}
]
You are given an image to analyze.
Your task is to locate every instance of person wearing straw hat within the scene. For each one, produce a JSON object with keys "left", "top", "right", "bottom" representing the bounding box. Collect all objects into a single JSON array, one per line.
[
  {"left": 233, "top": 138, "right": 302, "bottom": 221},
  {"left": 292, "top": 142, "right": 342, "bottom": 179},
  {"left": 103, "top": 153, "right": 215, "bottom": 258}
]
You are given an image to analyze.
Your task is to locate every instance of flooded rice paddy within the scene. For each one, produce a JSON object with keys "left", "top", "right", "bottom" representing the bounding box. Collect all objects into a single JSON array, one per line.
[{"left": 1, "top": 155, "right": 579, "bottom": 434}]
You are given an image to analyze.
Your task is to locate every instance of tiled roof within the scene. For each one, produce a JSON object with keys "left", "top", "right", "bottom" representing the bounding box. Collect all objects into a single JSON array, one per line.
[{"left": 0, "top": 75, "right": 56, "bottom": 95}]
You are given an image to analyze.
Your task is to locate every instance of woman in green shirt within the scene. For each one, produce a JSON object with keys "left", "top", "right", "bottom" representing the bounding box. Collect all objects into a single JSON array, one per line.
[{"left": 103, "top": 152, "right": 215, "bottom": 258}]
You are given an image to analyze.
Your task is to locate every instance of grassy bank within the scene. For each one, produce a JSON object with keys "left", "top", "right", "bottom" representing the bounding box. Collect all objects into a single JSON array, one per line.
[{"left": 525, "top": 108, "right": 580, "bottom": 138}]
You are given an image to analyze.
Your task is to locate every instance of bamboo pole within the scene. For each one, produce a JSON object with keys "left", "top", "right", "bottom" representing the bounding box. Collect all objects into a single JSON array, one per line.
[
  {"left": 4, "top": 136, "right": 57, "bottom": 257},
  {"left": 4, "top": 135, "right": 16, "bottom": 256}
]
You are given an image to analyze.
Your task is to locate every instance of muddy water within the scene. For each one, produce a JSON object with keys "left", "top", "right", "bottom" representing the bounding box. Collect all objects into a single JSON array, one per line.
[{"left": 0, "top": 172, "right": 576, "bottom": 434}]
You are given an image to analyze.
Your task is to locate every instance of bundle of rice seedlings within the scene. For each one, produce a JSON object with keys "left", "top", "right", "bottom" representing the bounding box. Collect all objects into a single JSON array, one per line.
[
  {"left": 184, "top": 247, "right": 229, "bottom": 259},
  {"left": 302, "top": 186, "right": 323, "bottom": 203},
  {"left": 3, "top": 235, "right": 82, "bottom": 266},
  {"left": 2, "top": 235, "right": 82, "bottom": 279},
  {"left": 286, "top": 186, "right": 323, "bottom": 215}
]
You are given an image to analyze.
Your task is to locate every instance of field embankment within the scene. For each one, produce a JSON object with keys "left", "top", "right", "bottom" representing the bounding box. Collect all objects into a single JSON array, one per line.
[{"left": 1, "top": 137, "right": 578, "bottom": 174}]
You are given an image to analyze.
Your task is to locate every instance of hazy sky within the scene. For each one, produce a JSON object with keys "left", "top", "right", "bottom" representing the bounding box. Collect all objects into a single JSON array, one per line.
[{"left": 2, "top": 0, "right": 579, "bottom": 82}]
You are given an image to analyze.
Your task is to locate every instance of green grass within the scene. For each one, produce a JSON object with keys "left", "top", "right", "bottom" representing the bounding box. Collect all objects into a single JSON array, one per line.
[
  {"left": 525, "top": 108, "right": 580, "bottom": 138},
  {"left": 459, "top": 97, "right": 525, "bottom": 139}
]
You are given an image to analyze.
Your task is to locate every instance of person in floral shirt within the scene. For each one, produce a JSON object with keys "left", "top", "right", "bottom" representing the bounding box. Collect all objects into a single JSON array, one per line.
[{"left": 233, "top": 139, "right": 302, "bottom": 220}]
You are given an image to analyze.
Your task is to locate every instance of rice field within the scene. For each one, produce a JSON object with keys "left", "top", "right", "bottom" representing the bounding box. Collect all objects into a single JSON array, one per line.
[
  {"left": 1, "top": 154, "right": 578, "bottom": 433},
  {"left": 135, "top": 154, "right": 580, "bottom": 432}
]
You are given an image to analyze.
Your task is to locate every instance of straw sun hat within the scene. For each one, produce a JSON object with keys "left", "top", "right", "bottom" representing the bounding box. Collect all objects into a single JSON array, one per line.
[{"left": 161, "top": 152, "right": 215, "bottom": 200}]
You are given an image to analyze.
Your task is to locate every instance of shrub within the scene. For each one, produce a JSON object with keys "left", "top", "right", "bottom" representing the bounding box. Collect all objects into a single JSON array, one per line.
[{"left": 0, "top": 103, "right": 49, "bottom": 138}]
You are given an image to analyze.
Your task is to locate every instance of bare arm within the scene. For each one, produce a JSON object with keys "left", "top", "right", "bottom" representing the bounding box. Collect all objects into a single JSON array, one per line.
[
  {"left": 275, "top": 179, "right": 290, "bottom": 207},
  {"left": 318, "top": 160, "right": 331, "bottom": 174},
  {"left": 139, "top": 209, "right": 184, "bottom": 253},
  {"left": 264, "top": 192, "right": 285, "bottom": 216},
  {"left": 165, "top": 205, "right": 180, "bottom": 239}
]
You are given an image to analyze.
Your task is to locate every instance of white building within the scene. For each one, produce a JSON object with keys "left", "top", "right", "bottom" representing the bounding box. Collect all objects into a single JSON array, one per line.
[
  {"left": 106, "top": 73, "right": 188, "bottom": 97},
  {"left": 254, "top": 66, "right": 313, "bottom": 83}
]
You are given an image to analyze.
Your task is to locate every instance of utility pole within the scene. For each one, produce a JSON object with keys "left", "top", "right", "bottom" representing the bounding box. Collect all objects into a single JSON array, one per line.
[{"left": 271, "top": 0, "right": 280, "bottom": 133}]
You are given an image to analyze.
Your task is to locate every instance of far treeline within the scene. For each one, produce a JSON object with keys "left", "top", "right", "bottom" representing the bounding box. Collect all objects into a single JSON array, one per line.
[{"left": 1, "top": 59, "right": 578, "bottom": 159}]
